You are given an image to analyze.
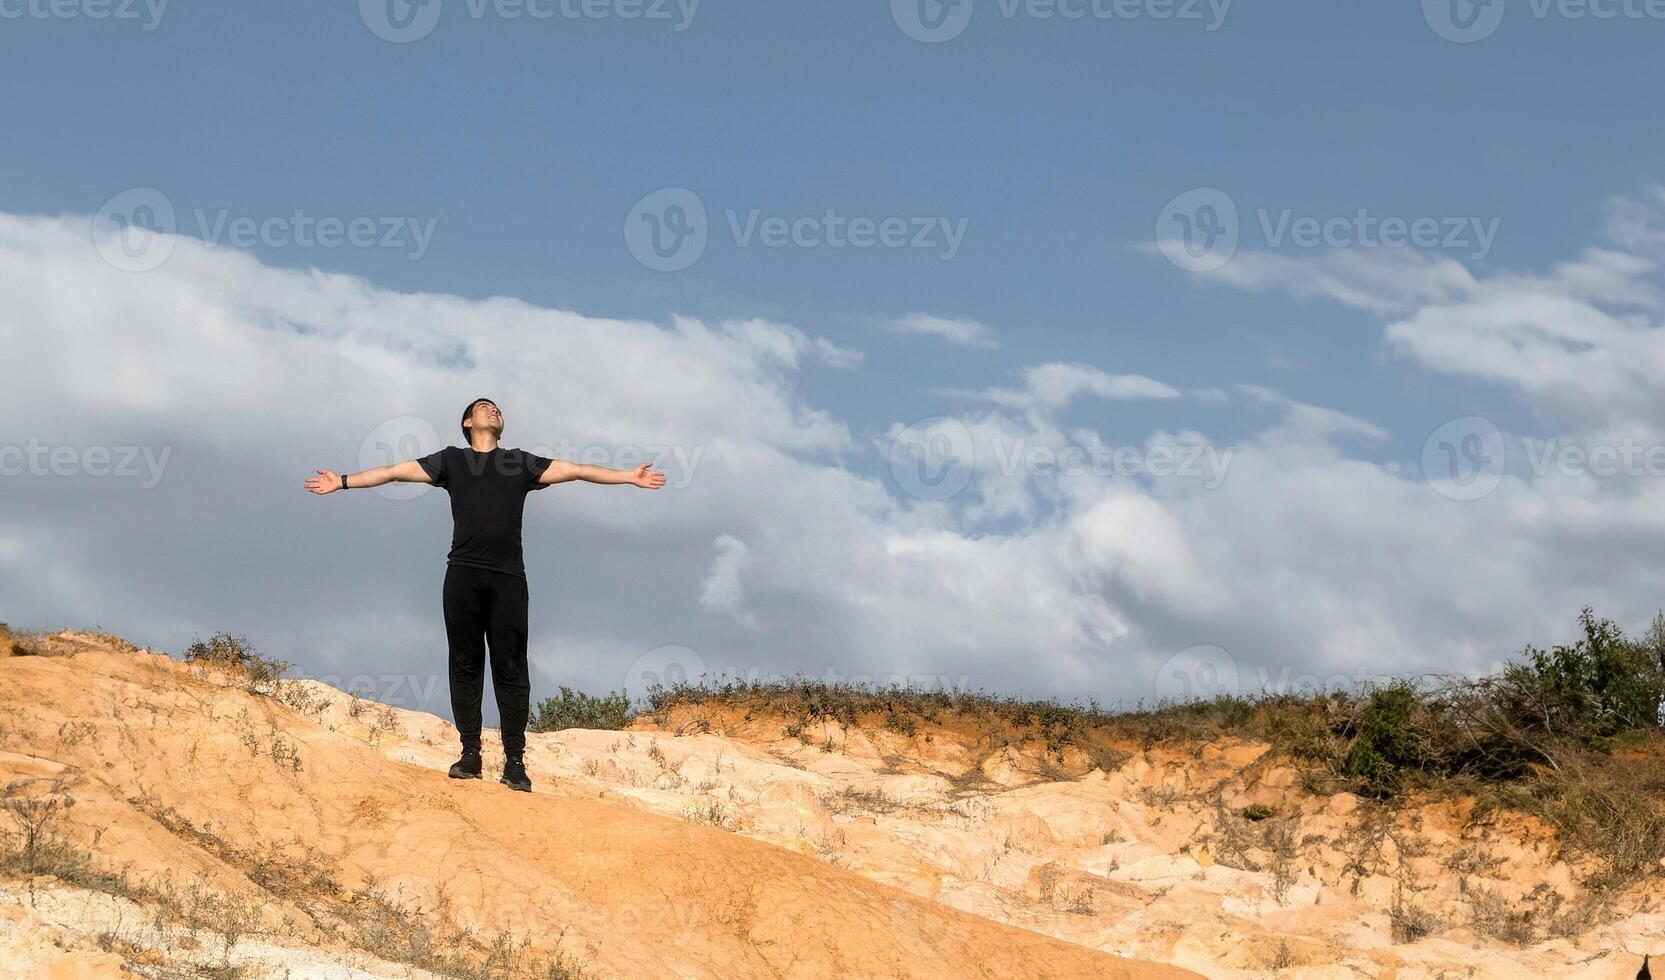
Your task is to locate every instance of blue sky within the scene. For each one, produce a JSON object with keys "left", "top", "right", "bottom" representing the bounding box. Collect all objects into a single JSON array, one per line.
[
  {"left": 6, "top": 1, "right": 1665, "bottom": 718},
  {"left": 9, "top": 1, "right": 1662, "bottom": 447}
]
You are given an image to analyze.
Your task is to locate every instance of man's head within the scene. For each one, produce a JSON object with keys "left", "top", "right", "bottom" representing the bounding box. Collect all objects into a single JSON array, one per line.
[{"left": 460, "top": 398, "right": 503, "bottom": 444}]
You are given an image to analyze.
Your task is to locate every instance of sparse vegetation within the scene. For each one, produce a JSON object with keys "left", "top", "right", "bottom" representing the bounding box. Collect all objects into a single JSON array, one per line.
[
  {"left": 56, "top": 720, "right": 97, "bottom": 747},
  {"left": 1464, "top": 882, "right": 1542, "bottom": 946},
  {"left": 1390, "top": 890, "right": 1442, "bottom": 943},
  {"left": 528, "top": 686, "right": 631, "bottom": 732},
  {"left": 269, "top": 733, "right": 303, "bottom": 772},
  {"left": 1, "top": 777, "right": 245, "bottom": 960},
  {"left": 1262, "top": 819, "right": 1298, "bottom": 905},
  {"left": 680, "top": 799, "right": 735, "bottom": 830},
  {"left": 5, "top": 610, "right": 1661, "bottom": 970},
  {"left": 822, "top": 786, "right": 904, "bottom": 816},
  {"left": 2, "top": 776, "right": 82, "bottom": 877},
  {"left": 882, "top": 708, "right": 918, "bottom": 736},
  {"left": 365, "top": 703, "right": 402, "bottom": 744},
  {"left": 1266, "top": 939, "right": 1295, "bottom": 970},
  {"left": 1, "top": 622, "right": 49, "bottom": 657},
  {"left": 184, "top": 632, "right": 290, "bottom": 696},
  {"left": 0, "top": 630, "right": 598, "bottom": 976},
  {"left": 48, "top": 791, "right": 597, "bottom": 977},
  {"left": 274, "top": 678, "right": 329, "bottom": 717},
  {"left": 636, "top": 608, "right": 1665, "bottom": 903},
  {"left": 647, "top": 675, "right": 1127, "bottom": 756},
  {"left": 183, "top": 879, "right": 263, "bottom": 960}
]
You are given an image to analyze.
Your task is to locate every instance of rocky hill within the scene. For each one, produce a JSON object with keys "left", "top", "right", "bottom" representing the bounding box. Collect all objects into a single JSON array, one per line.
[{"left": 2, "top": 627, "right": 1661, "bottom": 977}]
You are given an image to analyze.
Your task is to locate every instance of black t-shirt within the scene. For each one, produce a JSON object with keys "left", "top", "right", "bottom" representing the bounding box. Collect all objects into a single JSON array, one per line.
[{"left": 417, "top": 446, "right": 553, "bottom": 578}]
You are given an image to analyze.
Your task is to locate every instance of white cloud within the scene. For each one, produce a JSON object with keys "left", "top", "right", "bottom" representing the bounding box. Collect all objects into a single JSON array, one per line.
[
  {"left": 1201, "top": 247, "right": 1475, "bottom": 314},
  {"left": 11, "top": 195, "right": 1665, "bottom": 721},
  {"left": 1234, "top": 384, "right": 1391, "bottom": 445},
  {"left": 699, "top": 534, "right": 757, "bottom": 629},
  {"left": 1603, "top": 185, "right": 1665, "bottom": 257},
  {"left": 949, "top": 362, "right": 1181, "bottom": 415},
  {"left": 883, "top": 313, "right": 999, "bottom": 349},
  {"left": 1158, "top": 191, "right": 1665, "bottom": 440}
]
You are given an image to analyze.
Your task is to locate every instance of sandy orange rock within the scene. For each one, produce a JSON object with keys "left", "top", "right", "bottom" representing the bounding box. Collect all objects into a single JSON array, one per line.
[
  {"left": 5, "top": 629, "right": 1663, "bottom": 978},
  {"left": 0, "top": 632, "right": 1196, "bottom": 979}
]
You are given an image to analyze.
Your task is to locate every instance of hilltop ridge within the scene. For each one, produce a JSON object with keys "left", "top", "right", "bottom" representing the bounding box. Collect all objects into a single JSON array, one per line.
[{"left": 2, "top": 625, "right": 1662, "bottom": 977}]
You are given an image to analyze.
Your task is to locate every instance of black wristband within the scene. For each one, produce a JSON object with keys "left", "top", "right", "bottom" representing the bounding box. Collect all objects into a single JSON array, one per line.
[{"left": 340, "top": 473, "right": 349, "bottom": 491}]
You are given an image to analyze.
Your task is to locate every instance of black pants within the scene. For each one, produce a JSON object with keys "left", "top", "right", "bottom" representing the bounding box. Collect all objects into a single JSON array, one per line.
[{"left": 442, "top": 564, "right": 530, "bottom": 757}]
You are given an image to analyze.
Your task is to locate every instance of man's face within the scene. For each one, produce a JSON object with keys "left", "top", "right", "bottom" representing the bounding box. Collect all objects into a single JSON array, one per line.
[{"left": 469, "top": 401, "right": 503, "bottom": 437}]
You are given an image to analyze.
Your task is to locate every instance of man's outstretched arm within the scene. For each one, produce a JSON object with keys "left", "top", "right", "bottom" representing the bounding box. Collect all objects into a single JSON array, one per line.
[
  {"left": 305, "top": 460, "right": 433, "bottom": 495},
  {"left": 538, "top": 460, "right": 666, "bottom": 489}
]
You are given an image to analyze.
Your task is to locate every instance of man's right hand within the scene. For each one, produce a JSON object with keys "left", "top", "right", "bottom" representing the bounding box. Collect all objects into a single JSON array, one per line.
[{"left": 305, "top": 468, "right": 344, "bottom": 494}]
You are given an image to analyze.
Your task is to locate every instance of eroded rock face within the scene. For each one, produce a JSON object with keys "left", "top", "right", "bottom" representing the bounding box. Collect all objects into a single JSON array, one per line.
[
  {"left": 3, "top": 629, "right": 1662, "bottom": 978},
  {"left": 0, "top": 632, "right": 1194, "bottom": 980},
  {"left": 520, "top": 703, "right": 1665, "bottom": 979}
]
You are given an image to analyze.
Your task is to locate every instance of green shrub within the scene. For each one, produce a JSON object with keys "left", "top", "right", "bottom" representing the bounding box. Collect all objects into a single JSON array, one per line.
[
  {"left": 528, "top": 686, "right": 632, "bottom": 732},
  {"left": 626, "top": 608, "right": 1665, "bottom": 893},
  {"left": 183, "top": 632, "right": 290, "bottom": 694},
  {"left": 1501, "top": 608, "right": 1665, "bottom": 747},
  {"left": 1323, "top": 610, "right": 1665, "bottom": 796},
  {"left": 1260, "top": 695, "right": 1344, "bottom": 764},
  {"left": 1342, "top": 684, "right": 1427, "bottom": 795}
]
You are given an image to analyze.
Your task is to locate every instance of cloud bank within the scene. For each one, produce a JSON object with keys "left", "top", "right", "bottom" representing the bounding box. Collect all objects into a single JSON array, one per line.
[{"left": 6, "top": 193, "right": 1665, "bottom": 722}]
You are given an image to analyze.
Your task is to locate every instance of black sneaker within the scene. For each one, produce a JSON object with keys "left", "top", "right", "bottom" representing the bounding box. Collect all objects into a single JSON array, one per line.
[
  {"left": 448, "top": 749, "right": 483, "bottom": 780},
  {"left": 500, "top": 758, "right": 531, "bottom": 792}
]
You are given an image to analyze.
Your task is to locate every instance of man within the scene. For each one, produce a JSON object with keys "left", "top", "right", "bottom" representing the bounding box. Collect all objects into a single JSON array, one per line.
[{"left": 305, "top": 398, "right": 666, "bottom": 791}]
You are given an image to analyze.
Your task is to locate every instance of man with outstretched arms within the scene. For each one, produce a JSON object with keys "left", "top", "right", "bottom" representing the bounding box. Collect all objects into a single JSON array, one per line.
[{"left": 305, "top": 398, "right": 666, "bottom": 791}]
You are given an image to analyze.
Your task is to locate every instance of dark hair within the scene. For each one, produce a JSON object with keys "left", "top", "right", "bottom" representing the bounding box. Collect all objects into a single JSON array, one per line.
[{"left": 460, "top": 398, "right": 497, "bottom": 443}]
